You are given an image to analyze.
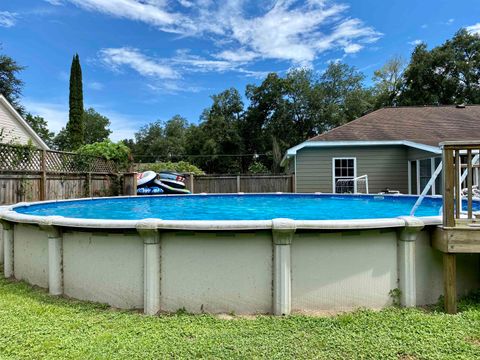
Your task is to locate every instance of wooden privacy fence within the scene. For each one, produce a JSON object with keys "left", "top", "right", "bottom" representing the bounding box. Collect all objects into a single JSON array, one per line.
[
  {"left": 0, "top": 143, "right": 120, "bottom": 205},
  {"left": 184, "top": 174, "right": 295, "bottom": 194}
]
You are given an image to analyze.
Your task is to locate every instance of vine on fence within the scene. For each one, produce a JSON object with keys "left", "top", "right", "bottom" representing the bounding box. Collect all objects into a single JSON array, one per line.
[{"left": 0, "top": 143, "right": 117, "bottom": 173}]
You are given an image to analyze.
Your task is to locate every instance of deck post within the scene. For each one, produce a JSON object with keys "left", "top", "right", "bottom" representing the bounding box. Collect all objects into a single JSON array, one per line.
[
  {"left": 1, "top": 221, "right": 14, "bottom": 278},
  {"left": 397, "top": 217, "right": 424, "bottom": 307},
  {"left": 272, "top": 218, "right": 295, "bottom": 316},
  {"left": 443, "top": 147, "right": 455, "bottom": 227},
  {"left": 40, "top": 221, "right": 63, "bottom": 295},
  {"left": 443, "top": 253, "right": 457, "bottom": 314},
  {"left": 137, "top": 220, "right": 161, "bottom": 315}
]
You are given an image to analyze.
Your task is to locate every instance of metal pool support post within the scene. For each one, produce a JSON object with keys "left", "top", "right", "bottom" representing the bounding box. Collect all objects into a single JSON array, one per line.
[
  {"left": 39, "top": 221, "right": 63, "bottom": 295},
  {"left": 272, "top": 218, "right": 296, "bottom": 316},
  {"left": 1, "top": 220, "right": 14, "bottom": 278},
  {"left": 397, "top": 217, "right": 424, "bottom": 307},
  {"left": 137, "top": 220, "right": 161, "bottom": 315}
]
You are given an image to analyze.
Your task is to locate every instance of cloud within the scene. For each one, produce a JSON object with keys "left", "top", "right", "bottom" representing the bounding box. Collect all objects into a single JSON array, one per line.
[
  {"left": 49, "top": 0, "right": 381, "bottom": 65},
  {"left": 445, "top": 18, "right": 454, "bottom": 25},
  {"left": 0, "top": 11, "right": 18, "bottom": 28},
  {"left": 466, "top": 23, "right": 480, "bottom": 35},
  {"left": 220, "top": 3, "right": 381, "bottom": 64},
  {"left": 87, "top": 81, "right": 104, "bottom": 90},
  {"left": 216, "top": 49, "right": 259, "bottom": 62},
  {"left": 99, "top": 47, "right": 180, "bottom": 79},
  {"left": 98, "top": 47, "right": 264, "bottom": 92},
  {"left": 343, "top": 43, "right": 363, "bottom": 54},
  {"left": 408, "top": 39, "right": 423, "bottom": 46},
  {"left": 23, "top": 100, "right": 68, "bottom": 134},
  {"left": 46, "top": 0, "right": 180, "bottom": 31},
  {"left": 93, "top": 108, "right": 145, "bottom": 141},
  {"left": 23, "top": 98, "right": 142, "bottom": 141},
  {"left": 44, "top": 0, "right": 64, "bottom": 5}
]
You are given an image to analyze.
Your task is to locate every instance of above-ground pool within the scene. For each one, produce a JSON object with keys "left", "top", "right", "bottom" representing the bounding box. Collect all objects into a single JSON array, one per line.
[
  {"left": 10, "top": 193, "right": 445, "bottom": 221},
  {"left": 1, "top": 194, "right": 479, "bottom": 316}
]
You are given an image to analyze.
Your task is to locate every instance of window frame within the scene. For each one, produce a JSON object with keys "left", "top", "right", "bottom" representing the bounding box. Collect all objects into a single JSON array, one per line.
[
  {"left": 332, "top": 157, "right": 357, "bottom": 194},
  {"left": 409, "top": 156, "right": 442, "bottom": 195}
]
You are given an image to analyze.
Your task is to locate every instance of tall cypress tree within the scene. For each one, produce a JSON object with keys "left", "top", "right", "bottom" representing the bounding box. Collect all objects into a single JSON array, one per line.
[{"left": 66, "top": 54, "right": 84, "bottom": 150}]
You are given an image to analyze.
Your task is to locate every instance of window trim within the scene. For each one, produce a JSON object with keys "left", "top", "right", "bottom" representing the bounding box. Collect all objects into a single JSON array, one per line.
[
  {"left": 332, "top": 157, "right": 357, "bottom": 193},
  {"left": 411, "top": 156, "right": 442, "bottom": 195}
]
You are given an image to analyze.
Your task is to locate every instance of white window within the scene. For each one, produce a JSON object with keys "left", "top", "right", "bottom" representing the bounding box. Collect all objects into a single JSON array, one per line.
[{"left": 332, "top": 157, "right": 356, "bottom": 193}]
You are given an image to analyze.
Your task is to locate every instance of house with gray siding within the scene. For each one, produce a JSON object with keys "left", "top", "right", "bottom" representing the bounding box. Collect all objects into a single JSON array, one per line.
[
  {"left": 0, "top": 95, "right": 49, "bottom": 149},
  {"left": 282, "top": 105, "right": 480, "bottom": 194}
]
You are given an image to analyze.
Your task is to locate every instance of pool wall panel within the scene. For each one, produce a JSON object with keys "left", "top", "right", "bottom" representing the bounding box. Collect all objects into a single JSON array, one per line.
[
  {"left": 63, "top": 231, "right": 144, "bottom": 309},
  {"left": 291, "top": 230, "right": 397, "bottom": 313},
  {"left": 13, "top": 223, "right": 48, "bottom": 288},
  {"left": 4, "top": 222, "right": 480, "bottom": 315},
  {"left": 415, "top": 229, "right": 443, "bottom": 305},
  {"left": 161, "top": 231, "right": 273, "bottom": 314},
  {"left": 0, "top": 222, "right": 3, "bottom": 264}
]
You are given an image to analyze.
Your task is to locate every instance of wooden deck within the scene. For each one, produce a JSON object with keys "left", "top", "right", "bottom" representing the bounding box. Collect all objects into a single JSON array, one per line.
[
  {"left": 433, "top": 226, "right": 480, "bottom": 253},
  {"left": 435, "top": 141, "right": 480, "bottom": 314}
]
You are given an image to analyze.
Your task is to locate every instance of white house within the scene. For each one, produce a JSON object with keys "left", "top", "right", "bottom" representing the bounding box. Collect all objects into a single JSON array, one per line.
[{"left": 0, "top": 94, "right": 49, "bottom": 149}]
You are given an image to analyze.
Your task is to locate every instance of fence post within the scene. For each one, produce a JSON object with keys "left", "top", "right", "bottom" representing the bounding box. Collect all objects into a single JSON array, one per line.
[
  {"left": 122, "top": 173, "right": 138, "bottom": 196},
  {"left": 40, "top": 149, "right": 47, "bottom": 201},
  {"left": 236, "top": 175, "right": 241, "bottom": 192},
  {"left": 291, "top": 174, "right": 295, "bottom": 193},
  {"left": 189, "top": 173, "right": 194, "bottom": 194},
  {"left": 87, "top": 172, "right": 92, "bottom": 197}
]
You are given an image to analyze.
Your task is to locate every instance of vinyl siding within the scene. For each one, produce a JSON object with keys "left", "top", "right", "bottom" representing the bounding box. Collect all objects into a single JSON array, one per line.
[
  {"left": 407, "top": 147, "right": 438, "bottom": 161},
  {"left": 296, "top": 146, "right": 408, "bottom": 193},
  {"left": 0, "top": 101, "right": 43, "bottom": 147}
]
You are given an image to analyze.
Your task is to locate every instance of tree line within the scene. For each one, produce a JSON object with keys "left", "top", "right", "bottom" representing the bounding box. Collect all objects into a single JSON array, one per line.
[
  {"left": 126, "top": 29, "right": 480, "bottom": 174},
  {"left": 1, "top": 29, "right": 479, "bottom": 174}
]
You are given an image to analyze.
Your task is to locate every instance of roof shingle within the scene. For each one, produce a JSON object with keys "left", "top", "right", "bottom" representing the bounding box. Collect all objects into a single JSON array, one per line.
[{"left": 309, "top": 105, "right": 480, "bottom": 146}]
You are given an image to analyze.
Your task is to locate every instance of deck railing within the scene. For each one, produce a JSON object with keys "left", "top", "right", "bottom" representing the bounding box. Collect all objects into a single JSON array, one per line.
[{"left": 441, "top": 141, "right": 480, "bottom": 227}]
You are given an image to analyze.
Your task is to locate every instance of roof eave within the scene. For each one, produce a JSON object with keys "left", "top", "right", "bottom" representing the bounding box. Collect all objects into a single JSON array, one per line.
[
  {"left": 0, "top": 95, "right": 50, "bottom": 150},
  {"left": 281, "top": 140, "right": 441, "bottom": 164}
]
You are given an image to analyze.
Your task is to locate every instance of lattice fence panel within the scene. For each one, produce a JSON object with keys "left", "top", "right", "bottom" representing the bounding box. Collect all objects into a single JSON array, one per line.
[
  {"left": 0, "top": 144, "right": 42, "bottom": 171},
  {"left": 45, "top": 151, "right": 79, "bottom": 172},
  {"left": 0, "top": 144, "right": 117, "bottom": 173}
]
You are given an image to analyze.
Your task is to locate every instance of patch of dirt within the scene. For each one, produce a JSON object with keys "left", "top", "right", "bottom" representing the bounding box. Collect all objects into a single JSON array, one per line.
[
  {"left": 291, "top": 307, "right": 384, "bottom": 317},
  {"left": 215, "top": 313, "right": 261, "bottom": 320},
  {"left": 466, "top": 337, "right": 480, "bottom": 346},
  {"left": 397, "top": 354, "right": 418, "bottom": 360}
]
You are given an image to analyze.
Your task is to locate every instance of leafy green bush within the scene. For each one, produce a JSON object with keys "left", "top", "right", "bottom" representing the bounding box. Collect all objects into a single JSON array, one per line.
[
  {"left": 77, "top": 140, "right": 131, "bottom": 171},
  {"left": 136, "top": 161, "right": 204, "bottom": 175},
  {"left": 248, "top": 161, "right": 269, "bottom": 174}
]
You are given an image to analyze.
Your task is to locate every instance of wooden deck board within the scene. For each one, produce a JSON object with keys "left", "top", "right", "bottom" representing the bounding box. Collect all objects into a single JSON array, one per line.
[{"left": 433, "top": 227, "right": 480, "bottom": 253}]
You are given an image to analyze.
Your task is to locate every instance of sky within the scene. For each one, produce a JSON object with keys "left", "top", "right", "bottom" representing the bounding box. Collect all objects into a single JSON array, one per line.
[{"left": 0, "top": 0, "right": 479, "bottom": 141}]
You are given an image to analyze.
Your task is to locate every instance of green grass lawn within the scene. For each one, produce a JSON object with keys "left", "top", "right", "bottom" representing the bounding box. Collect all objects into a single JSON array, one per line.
[{"left": 0, "top": 275, "right": 479, "bottom": 360}]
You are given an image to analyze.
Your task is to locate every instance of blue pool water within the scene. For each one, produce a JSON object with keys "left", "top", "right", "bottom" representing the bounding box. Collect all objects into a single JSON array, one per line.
[{"left": 11, "top": 194, "right": 452, "bottom": 221}]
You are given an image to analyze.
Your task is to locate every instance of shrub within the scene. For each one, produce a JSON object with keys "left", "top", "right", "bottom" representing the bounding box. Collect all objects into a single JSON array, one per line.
[
  {"left": 248, "top": 161, "right": 269, "bottom": 174},
  {"left": 136, "top": 161, "right": 204, "bottom": 175},
  {"left": 77, "top": 140, "right": 131, "bottom": 171}
]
